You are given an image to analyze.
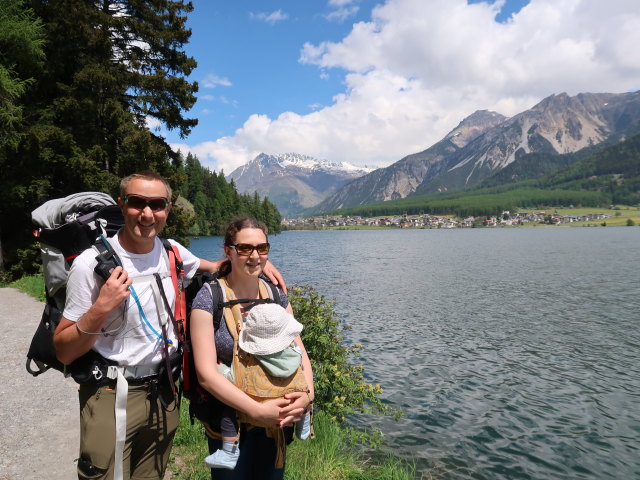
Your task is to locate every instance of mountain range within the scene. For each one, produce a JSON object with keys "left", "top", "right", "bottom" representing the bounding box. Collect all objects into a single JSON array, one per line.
[
  {"left": 313, "top": 91, "right": 640, "bottom": 213},
  {"left": 227, "top": 153, "right": 372, "bottom": 216},
  {"left": 229, "top": 91, "right": 640, "bottom": 216}
]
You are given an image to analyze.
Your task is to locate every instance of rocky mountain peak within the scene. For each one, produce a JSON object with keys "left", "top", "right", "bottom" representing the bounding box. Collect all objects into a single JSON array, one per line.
[
  {"left": 227, "top": 152, "right": 373, "bottom": 216},
  {"left": 315, "top": 90, "right": 640, "bottom": 212},
  {"left": 445, "top": 109, "right": 507, "bottom": 148}
]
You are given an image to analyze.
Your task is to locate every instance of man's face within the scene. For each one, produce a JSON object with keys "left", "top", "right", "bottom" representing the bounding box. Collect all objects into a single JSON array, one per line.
[{"left": 118, "top": 178, "right": 171, "bottom": 251}]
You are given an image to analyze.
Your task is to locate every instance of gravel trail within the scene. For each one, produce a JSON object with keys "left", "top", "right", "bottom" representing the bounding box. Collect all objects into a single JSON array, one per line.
[
  {"left": 0, "top": 288, "right": 176, "bottom": 480},
  {"left": 0, "top": 287, "right": 78, "bottom": 480}
]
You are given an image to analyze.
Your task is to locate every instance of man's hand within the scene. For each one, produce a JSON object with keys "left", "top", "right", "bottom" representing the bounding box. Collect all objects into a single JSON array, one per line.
[
  {"left": 94, "top": 266, "right": 132, "bottom": 314},
  {"left": 53, "top": 266, "right": 132, "bottom": 364},
  {"left": 263, "top": 261, "right": 287, "bottom": 294}
]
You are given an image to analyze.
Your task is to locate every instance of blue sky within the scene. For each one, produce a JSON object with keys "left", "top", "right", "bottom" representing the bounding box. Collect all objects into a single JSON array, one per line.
[{"left": 161, "top": 0, "right": 640, "bottom": 173}]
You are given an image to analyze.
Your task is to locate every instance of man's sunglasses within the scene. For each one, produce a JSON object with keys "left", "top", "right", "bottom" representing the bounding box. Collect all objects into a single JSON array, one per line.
[
  {"left": 227, "top": 243, "right": 270, "bottom": 256},
  {"left": 124, "top": 194, "right": 169, "bottom": 212}
]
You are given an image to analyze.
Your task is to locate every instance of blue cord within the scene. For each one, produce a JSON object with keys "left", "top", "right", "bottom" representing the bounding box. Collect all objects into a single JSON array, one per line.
[
  {"left": 129, "top": 284, "right": 173, "bottom": 345},
  {"left": 98, "top": 234, "right": 172, "bottom": 345}
]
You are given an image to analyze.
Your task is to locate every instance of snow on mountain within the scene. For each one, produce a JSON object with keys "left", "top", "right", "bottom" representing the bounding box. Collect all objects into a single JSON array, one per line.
[{"left": 227, "top": 153, "right": 373, "bottom": 216}]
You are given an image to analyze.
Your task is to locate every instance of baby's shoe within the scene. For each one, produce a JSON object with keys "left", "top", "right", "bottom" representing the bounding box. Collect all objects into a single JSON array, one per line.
[
  {"left": 296, "top": 414, "right": 311, "bottom": 440},
  {"left": 204, "top": 442, "right": 239, "bottom": 470}
]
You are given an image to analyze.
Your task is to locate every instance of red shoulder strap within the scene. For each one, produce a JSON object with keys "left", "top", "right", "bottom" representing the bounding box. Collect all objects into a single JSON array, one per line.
[{"left": 162, "top": 239, "right": 186, "bottom": 343}]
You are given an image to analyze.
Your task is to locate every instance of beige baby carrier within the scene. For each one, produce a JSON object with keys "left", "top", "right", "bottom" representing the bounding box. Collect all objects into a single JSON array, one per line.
[{"left": 217, "top": 277, "right": 310, "bottom": 467}]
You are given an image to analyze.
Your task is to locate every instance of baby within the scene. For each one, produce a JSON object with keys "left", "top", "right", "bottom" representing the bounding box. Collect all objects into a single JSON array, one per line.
[{"left": 205, "top": 303, "right": 312, "bottom": 470}]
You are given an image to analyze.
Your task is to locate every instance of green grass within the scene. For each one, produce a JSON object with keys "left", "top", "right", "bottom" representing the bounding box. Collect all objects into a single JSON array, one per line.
[
  {"left": 285, "top": 412, "right": 415, "bottom": 480},
  {"left": 168, "top": 404, "right": 211, "bottom": 480},
  {"left": 168, "top": 404, "right": 416, "bottom": 480},
  {"left": 6, "top": 274, "right": 46, "bottom": 301}
]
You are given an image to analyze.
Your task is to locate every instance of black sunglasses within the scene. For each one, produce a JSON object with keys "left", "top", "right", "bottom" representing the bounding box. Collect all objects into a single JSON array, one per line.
[
  {"left": 124, "top": 194, "right": 169, "bottom": 212},
  {"left": 227, "top": 243, "right": 270, "bottom": 256}
]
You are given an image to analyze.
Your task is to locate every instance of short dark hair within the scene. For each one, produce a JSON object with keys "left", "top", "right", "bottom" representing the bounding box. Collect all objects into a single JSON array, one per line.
[{"left": 120, "top": 171, "right": 172, "bottom": 199}]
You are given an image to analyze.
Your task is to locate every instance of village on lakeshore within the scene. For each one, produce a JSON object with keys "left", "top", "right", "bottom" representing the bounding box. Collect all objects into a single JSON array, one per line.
[{"left": 282, "top": 210, "right": 621, "bottom": 229}]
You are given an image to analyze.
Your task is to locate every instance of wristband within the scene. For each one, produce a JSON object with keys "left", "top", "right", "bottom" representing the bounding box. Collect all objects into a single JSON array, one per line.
[{"left": 76, "top": 321, "right": 101, "bottom": 335}]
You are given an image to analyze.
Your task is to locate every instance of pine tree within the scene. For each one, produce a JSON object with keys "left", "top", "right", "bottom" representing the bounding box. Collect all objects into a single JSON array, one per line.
[
  {"left": 1, "top": 0, "right": 198, "bottom": 275},
  {"left": 0, "top": 0, "right": 44, "bottom": 150},
  {"left": 0, "top": 0, "right": 45, "bottom": 271}
]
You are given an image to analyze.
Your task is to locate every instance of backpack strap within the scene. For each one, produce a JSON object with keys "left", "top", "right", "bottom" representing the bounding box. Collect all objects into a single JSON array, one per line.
[
  {"left": 209, "top": 277, "right": 278, "bottom": 332},
  {"left": 159, "top": 238, "right": 186, "bottom": 343},
  {"left": 210, "top": 279, "right": 225, "bottom": 332}
]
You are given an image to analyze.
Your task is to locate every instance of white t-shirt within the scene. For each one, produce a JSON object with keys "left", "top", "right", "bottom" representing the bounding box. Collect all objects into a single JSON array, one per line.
[{"left": 63, "top": 233, "right": 199, "bottom": 365}]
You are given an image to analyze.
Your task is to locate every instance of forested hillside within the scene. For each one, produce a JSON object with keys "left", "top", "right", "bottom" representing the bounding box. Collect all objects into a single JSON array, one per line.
[
  {"left": 0, "top": 1, "right": 279, "bottom": 278},
  {"left": 182, "top": 153, "right": 281, "bottom": 237}
]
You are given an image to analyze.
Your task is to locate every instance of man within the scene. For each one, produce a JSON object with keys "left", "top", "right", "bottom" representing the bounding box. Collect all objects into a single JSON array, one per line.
[{"left": 53, "top": 171, "right": 284, "bottom": 480}]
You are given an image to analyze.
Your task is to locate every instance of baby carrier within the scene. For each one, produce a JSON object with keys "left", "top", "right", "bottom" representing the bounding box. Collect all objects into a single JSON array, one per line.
[{"left": 185, "top": 276, "right": 310, "bottom": 467}]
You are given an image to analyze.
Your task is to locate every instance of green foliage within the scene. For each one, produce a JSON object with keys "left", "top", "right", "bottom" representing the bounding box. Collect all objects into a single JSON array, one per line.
[
  {"left": 0, "top": 0, "right": 45, "bottom": 149},
  {"left": 169, "top": 403, "right": 210, "bottom": 480},
  {"left": 627, "top": 218, "right": 636, "bottom": 226},
  {"left": 182, "top": 153, "right": 282, "bottom": 235},
  {"left": 285, "top": 412, "right": 415, "bottom": 480},
  {"left": 0, "top": 0, "right": 201, "bottom": 275},
  {"left": 335, "top": 187, "right": 609, "bottom": 219},
  {"left": 7, "top": 273, "right": 45, "bottom": 301},
  {"left": 290, "top": 285, "right": 402, "bottom": 445}
]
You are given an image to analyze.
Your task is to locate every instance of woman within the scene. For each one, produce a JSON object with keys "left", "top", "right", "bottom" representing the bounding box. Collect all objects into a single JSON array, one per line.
[{"left": 190, "top": 217, "right": 314, "bottom": 479}]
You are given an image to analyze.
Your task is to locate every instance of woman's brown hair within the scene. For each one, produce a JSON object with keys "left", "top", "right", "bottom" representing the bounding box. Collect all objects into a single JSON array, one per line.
[{"left": 218, "top": 217, "right": 269, "bottom": 277}]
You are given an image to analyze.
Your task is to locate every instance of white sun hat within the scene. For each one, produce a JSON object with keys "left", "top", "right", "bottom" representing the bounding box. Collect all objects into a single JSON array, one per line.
[{"left": 239, "top": 303, "right": 303, "bottom": 356}]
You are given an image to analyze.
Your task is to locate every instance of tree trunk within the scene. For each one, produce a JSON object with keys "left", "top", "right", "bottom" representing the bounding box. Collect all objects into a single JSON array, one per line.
[{"left": 0, "top": 224, "right": 4, "bottom": 271}]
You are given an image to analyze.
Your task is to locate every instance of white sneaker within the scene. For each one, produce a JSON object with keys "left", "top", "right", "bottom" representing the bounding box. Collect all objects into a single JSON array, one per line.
[
  {"left": 204, "top": 446, "right": 239, "bottom": 470},
  {"left": 296, "top": 414, "right": 311, "bottom": 440}
]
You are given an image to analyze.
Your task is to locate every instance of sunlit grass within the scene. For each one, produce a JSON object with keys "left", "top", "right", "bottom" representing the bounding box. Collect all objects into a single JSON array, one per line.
[
  {"left": 7, "top": 274, "right": 46, "bottom": 301},
  {"left": 168, "top": 404, "right": 415, "bottom": 480}
]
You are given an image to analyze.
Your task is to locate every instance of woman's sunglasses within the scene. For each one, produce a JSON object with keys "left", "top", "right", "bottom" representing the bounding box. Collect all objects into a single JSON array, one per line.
[
  {"left": 124, "top": 194, "right": 169, "bottom": 212},
  {"left": 227, "top": 243, "right": 270, "bottom": 256}
]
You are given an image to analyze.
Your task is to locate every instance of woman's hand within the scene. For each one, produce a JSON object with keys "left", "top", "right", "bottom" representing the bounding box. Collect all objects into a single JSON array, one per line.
[
  {"left": 251, "top": 398, "right": 291, "bottom": 428},
  {"left": 278, "top": 391, "right": 311, "bottom": 427}
]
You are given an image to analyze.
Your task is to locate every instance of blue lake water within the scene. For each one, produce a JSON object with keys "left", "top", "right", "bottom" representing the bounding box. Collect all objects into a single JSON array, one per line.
[{"left": 190, "top": 226, "right": 640, "bottom": 480}]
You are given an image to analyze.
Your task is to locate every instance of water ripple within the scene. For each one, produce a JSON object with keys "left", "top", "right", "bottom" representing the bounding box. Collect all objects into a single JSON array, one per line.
[{"left": 191, "top": 227, "right": 640, "bottom": 480}]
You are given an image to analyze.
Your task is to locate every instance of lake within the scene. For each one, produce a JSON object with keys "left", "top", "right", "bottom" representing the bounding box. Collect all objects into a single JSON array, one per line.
[{"left": 190, "top": 226, "right": 640, "bottom": 480}]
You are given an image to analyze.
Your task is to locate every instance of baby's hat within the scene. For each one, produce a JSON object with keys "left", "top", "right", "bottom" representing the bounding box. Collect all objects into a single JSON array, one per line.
[{"left": 239, "top": 303, "right": 303, "bottom": 356}]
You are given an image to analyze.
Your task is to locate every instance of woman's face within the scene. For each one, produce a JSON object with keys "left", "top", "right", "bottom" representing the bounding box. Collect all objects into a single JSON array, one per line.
[{"left": 225, "top": 227, "right": 269, "bottom": 278}]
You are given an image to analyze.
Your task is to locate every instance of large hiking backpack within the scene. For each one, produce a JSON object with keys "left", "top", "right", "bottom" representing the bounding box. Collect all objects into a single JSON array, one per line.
[
  {"left": 181, "top": 273, "right": 281, "bottom": 426},
  {"left": 26, "top": 192, "right": 124, "bottom": 376}
]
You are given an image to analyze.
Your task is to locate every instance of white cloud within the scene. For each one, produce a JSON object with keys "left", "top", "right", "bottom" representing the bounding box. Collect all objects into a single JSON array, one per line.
[
  {"left": 329, "top": 0, "right": 358, "bottom": 6},
  {"left": 202, "top": 74, "right": 232, "bottom": 88},
  {"left": 325, "top": 5, "right": 359, "bottom": 22},
  {"left": 250, "top": 9, "right": 289, "bottom": 25},
  {"left": 145, "top": 116, "right": 163, "bottom": 132},
  {"left": 188, "top": 0, "right": 640, "bottom": 172},
  {"left": 219, "top": 95, "right": 239, "bottom": 108}
]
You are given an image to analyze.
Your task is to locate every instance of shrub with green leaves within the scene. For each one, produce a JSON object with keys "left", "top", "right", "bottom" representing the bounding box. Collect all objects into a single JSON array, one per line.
[{"left": 289, "top": 285, "right": 402, "bottom": 445}]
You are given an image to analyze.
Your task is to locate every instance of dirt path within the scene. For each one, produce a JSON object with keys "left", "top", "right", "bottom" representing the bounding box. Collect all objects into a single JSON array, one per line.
[
  {"left": 0, "top": 287, "right": 79, "bottom": 480},
  {"left": 0, "top": 288, "right": 177, "bottom": 480}
]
